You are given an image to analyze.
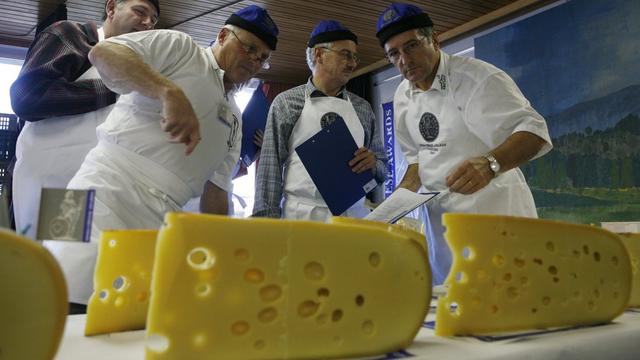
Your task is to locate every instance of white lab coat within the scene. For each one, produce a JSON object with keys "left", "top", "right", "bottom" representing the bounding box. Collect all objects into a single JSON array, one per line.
[
  {"left": 394, "top": 51, "right": 552, "bottom": 284},
  {"left": 62, "top": 30, "right": 242, "bottom": 304}
]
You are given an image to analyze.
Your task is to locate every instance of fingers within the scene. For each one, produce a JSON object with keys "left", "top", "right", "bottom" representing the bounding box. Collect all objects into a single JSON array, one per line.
[
  {"left": 163, "top": 117, "right": 201, "bottom": 155},
  {"left": 446, "top": 157, "right": 493, "bottom": 194},
  {"left": 253, "top": 129, "right": 264, "bottom": 147},
  {"left": 184, "top": 129, "right": 201, "bottom": 156},
  {"left": 348, "top": 147, "right": 370, "bottom": 167},
  {"left": 160, "top": 118, "right": 177, "bottom": 133},
  {"left": 350, "top": 148, "right": 376, "bottom": 174}
]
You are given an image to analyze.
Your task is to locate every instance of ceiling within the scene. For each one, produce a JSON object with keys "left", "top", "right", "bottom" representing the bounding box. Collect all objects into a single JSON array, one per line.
[{"left": 0, "top": 0, "right": 550, "bottom": 84}]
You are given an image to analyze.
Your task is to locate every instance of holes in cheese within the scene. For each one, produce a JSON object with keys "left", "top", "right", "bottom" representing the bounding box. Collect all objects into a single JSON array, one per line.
[
  {"left": 84, "top": 229, "right": 157, "bottom": 336},
  {"left": 618, "top": 233, "right": 640, "bottom": 306},
  {"left": 0, "top": 229, "right": 67, "bottom": 360},
  {"left": 145, "top": 213, "right": 430, "bottom": 360},
  {"left": 436, "top": 214, "right": 632, "bottom": 336}
]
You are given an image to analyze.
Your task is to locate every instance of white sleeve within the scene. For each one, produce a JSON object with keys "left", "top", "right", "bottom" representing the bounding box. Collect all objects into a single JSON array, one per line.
[
  {"left": 394, "top": 83, "right": 420, "bottom": 164},
  {"left": 464, "top": 71, "right": 553, "bottom": 159},
  {"left": 209, "top": 109, "right": 242, "bottom": 193},
  {"left": 102, "top": 30, "right": 199, "bottom": 93}
]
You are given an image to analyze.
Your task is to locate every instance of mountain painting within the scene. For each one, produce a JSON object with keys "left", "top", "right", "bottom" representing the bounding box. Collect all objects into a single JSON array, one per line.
[{"left": 474, "top": 0, "right": 640, "bottom": 224}]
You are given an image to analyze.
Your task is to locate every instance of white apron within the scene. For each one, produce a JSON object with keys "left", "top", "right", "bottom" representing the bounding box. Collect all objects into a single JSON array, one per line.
[
  {"left": 405, "top": 82, "right": 537, "bottom": 285},
  {"left": 59, "top": 140, "right": 191, "bottom": 304},
  {"left": 283, "top": 91, "right": 367, "bottom": 221},
  {"left": 13, "top": 29, "right": 109, "bottom": 239}
]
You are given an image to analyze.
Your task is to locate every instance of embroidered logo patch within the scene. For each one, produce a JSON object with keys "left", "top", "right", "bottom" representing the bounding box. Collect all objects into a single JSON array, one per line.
[
  {"left": 419, "top": 112, "right": 439, "bottom": 142},
  {"left": 383, "top": 9, "right": 397, "bottom": 24},
  {"left": 438, "top": 74, "right": 447, "bottom": 90},
  {"left": 320, "top": 112, "right": 342, "bottom": 129}
]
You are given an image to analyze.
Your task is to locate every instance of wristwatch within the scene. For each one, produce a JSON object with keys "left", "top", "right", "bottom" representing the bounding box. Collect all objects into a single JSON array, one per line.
[{"left": 485, "top": 154, "right": 501, "bottom": 177}]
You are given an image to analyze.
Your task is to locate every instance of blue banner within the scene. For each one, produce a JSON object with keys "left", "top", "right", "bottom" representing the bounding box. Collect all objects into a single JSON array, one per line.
[{"left": 382, "top": 101, "right": 395, "bottom": 198}]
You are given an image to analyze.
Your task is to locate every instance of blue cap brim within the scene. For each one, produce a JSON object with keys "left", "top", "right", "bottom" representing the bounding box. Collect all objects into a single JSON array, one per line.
[
  {"left": 225, "top": 13, "right": 278, "bottom": 50},
  {"left": 308, "top": 29, "right": 358, "bottom": 48},
  {"left": 376, "top": 13, "right": 433, "bottom": 46}
]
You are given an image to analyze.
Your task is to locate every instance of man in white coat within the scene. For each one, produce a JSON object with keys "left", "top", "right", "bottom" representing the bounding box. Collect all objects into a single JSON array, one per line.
[
  {"left": 253, "top": 20, "right": 387, "bottom": 221},
  {"left": 68, "top": 5, "right": 278, "bottom": 308},
  {"left": 375, "top": 3, "right": 553, "bottom": 284}
]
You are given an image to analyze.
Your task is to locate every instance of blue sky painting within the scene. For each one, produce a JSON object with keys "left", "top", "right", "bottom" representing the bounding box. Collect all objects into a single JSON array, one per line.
[{"left": 475, "top": 0, "right": 640, "bottom": 119}]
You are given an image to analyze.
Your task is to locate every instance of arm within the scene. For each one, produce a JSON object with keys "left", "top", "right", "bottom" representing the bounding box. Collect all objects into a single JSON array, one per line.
[
  {"left": 252, "top": 98, "right": 292, "bottom": 218},
  {"left": 446, "top": 71, "right": 551, "bottom": 195},
  {"left": 88, "top": 41, "right": 200, "bottom": 154},
  {"left": 10, "top": 24, "right": 116, "bottom": 121},
  {"left": 446, "top": 131, "right": 547, "bottom": 194},
  {"left": 398, "top": 163, "right": 422, "bottom": 192},
  {"left": 200, "top": 181, "right": 229, "bottom": 215}
]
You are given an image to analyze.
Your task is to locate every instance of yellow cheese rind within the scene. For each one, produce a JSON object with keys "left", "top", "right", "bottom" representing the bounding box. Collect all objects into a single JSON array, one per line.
[
  {"left": 145, "top": 213, "right": 430, "bottom": 360},
  {"left": 436, "top": 214, "right": 632, "bottom": 336},
  {"left": 85, "top": 229, "right": 157, "bottom": 336},
  {"left": 0, "top": 229, "right": 67, "bottom": 360},
  {"left": 330, "top": 216, "right": 429, "bottom": 255},
  {"left": 619, "top": 233, "right": 640, "bottom": 307}
]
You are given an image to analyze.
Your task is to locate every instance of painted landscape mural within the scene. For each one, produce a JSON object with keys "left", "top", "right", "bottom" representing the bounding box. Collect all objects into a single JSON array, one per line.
[{"left": 474, "top": 0, "right": 640, "bottom": 224}]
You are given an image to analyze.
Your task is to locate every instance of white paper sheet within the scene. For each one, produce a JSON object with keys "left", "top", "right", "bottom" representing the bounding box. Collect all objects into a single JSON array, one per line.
[{"left": 364, "top": 188, "right": 444, "bottom": 223}]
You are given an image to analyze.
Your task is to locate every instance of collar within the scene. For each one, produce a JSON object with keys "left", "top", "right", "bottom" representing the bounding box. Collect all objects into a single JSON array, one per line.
[
  {"left": 97, "top": 27, "right": 105, "bottom": 42},
  {"left": 407, "top": 50, "right": 448, "bottom": 97},
  {"left": 207, "top": 48, "right": 235, "bottom": 97},
  {"left": 306, "top": 77, "right": 347, "bottom": 99}
]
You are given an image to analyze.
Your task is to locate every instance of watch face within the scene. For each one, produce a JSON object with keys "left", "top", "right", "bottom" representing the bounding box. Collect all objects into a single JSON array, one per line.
[{"left": 490, "top": 162, "right": 499, "bottom": 172}]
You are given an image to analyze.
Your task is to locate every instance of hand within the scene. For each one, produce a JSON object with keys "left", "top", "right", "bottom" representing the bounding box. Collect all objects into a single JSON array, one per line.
[
  {"left": 349, "top": 147, "right": 376, "bottom": 174},
  {"left": 253, "top": 129, "right": 264, "bottom": 148},
  {"left": 160, "top": 87, "right": 201, "bottom": 155},
  {"left": 445, "top": 156, "right": 494, "bottom": 195}
]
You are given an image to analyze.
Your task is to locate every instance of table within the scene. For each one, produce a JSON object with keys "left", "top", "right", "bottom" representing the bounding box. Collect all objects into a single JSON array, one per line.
[{"left": 55, "top": 309, "right": 640, "bottom": 359}]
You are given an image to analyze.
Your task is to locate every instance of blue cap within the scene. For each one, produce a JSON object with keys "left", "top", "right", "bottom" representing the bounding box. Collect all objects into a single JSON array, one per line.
[
  {"left": 308, "top": 20, "right": 358, "bottom": 48},
  {"left": 376, "top": 3, "right": 433, "bottom": 46},
  {"left": 225, "top": 5, "right": 279, "bottom": 50}
]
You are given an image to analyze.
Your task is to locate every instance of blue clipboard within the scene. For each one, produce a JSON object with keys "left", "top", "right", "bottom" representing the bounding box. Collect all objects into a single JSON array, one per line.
[
  {"left": 240, "top": 86, "right": 270, "bottom": 167},
  {"left": 295, "top": 116, "right": 377, "bottom": 216}
]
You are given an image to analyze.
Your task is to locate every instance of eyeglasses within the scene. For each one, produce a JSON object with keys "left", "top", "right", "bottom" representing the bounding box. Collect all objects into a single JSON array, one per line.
[
  {"left": 384, "top": 37, "right": 429, "bottom": 64},
  {"left": 228, "top": 30, "right": 272, "bottom": 70},
  {"left": 319, "top": 47, "right": 360, "bottom": 65},
  {"left": 131, "top": 5, "right": 158, "bottom": 27}
]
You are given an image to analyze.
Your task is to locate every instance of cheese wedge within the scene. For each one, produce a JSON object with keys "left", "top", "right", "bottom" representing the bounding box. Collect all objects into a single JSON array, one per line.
[
  {"left": 330, "top": 216, "right": 428, "bottom": 254},
  {"left": 618, "top": 233, "right": 640, "bottom": 307},
  {"left": 85, "top": 229, "right": 157, "bottom": 335},
  {"left": 0, "top": 229, "right": 67, "bottom": 360},
  {"left": 436, "top": 214, "right": 632, "bottom": 336},
  {"left": 145, "top": 213, "right": 430, "bottom": 360}
]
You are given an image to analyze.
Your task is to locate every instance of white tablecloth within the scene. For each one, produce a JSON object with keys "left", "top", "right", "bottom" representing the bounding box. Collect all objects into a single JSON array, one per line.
[{"left": 56, "top": 309, "right": 640, "bottom": 360}]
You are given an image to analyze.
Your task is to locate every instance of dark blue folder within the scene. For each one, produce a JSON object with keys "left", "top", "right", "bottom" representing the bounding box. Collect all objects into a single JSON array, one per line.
[
  {"left": 295, "top": 117, "right": 377, "bottom": 216},
  {"left": 240, "top": 86, "right": 270, "bottom": 167}
]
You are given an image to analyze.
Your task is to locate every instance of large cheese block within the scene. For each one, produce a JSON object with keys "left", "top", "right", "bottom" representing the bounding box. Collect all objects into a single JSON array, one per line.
[
  {"left": 145, "top": 213, "right": 430, "bottom": 360},
  {"left": 85, "top": 229, "right": 157, "bottom": 335},
  {"left": 436, "top": 214, "right": 632, "bottom": 336},
  {"left": 618, "top": 233, "right": 640, "bottom": 307},
  {"left": 330, "top": 216, "right": 428, "bottom": 254},
  {"left": 0, "top": 229, "right": 67, "bottom": 360}
]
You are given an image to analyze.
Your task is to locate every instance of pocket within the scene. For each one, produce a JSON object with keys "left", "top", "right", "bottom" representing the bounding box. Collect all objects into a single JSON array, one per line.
[{"left": 147, "top": 187, "right": 182, "bottom": 212}]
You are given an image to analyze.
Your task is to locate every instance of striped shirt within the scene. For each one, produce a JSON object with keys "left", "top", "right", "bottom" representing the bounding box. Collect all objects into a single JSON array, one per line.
[
  {"left": 253, "top": 79, "right": 387, "bottom": 218},
  {"left": 10, "top": 21, "right": 116, "bottom": 121}
]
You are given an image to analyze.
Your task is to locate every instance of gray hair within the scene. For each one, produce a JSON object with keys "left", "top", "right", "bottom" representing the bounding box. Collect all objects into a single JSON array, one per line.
[
  {"left": 306, "top": 42, "right": 332, "bottom": 71},
  {"left": 416, "top": 26, "right": 434, "bottom": 43},
  {"left": 211, "top": 24, "right": 241, "bottom": 46}
]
